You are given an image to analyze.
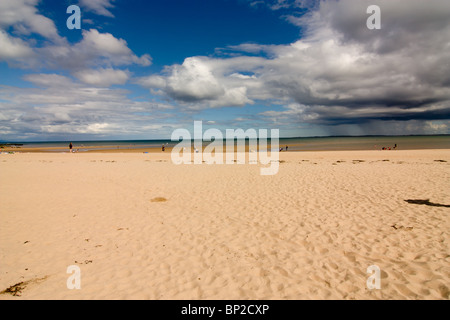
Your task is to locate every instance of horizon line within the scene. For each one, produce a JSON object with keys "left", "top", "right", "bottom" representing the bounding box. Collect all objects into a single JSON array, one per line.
[{"left": 1, "top": 134, "right": 449, "bottom": 144}]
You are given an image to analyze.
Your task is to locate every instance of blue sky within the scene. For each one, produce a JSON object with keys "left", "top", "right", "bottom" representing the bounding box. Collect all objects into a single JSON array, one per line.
[{"left": 0, "top": 0, "right": 449, "bottom": 141}]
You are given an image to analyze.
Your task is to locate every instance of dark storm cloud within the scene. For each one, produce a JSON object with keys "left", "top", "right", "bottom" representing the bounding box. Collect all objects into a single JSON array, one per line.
[{"left": 137, "top": 0, "right": 450, "bottom": 134}]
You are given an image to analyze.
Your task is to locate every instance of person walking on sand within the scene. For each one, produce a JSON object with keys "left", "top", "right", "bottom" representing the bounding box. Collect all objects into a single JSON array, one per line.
[{"left": 69, "top": 142, "right": 73, "bottom": 152}]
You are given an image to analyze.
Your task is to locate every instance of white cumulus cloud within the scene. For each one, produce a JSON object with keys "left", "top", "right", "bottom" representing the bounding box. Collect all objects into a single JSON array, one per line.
[
  {"left": 0, "top": 30, "right": 34, "bottom": 60},
  {"left": 74, "top": 68, "right": 130, "bottom": 87},
  {"left": 0, "top": 0, "right": 61, "bottom": 40},
  {"left": 79, "top": 0, "right": 116, "bottom": 17}
]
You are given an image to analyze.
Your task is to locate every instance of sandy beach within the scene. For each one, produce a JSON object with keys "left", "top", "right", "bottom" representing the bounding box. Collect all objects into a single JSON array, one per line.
[{"left": 0, "top": 149, "right": 449, "bottom": 300}]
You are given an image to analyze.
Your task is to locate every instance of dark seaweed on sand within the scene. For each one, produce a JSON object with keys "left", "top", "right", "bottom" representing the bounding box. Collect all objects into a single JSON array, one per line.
[
  {"left": 0, "top": 282, "right": 26, "bottom": 296},
  {"left": 404, "top": 199, "right": 450, "bottom": 208}
]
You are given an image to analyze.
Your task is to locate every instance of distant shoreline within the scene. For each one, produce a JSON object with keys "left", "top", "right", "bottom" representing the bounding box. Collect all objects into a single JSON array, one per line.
[{"left": 1, "top": 135, "right": 449, "bottom": 153}]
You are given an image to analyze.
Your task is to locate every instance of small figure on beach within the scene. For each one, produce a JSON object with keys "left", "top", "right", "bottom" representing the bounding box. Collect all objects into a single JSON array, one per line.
[
  {"left": 69, "top": 142, "right": 73, "bottom": 152},
  {"left": 162, "top": 144, "right": 165, "bottom": 152},
  {"left": 394, "top": 144, "right": 397, "bottom": 149},
  {"left": 286, "top": 145, "right": 288, "bottom": 151}
]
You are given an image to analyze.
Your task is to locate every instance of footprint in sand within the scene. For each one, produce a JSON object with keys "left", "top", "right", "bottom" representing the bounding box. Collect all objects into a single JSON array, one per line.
[
  {"left": 391, "top": 224, "right": 413, "bottom": 231},
  {"left": 75, "top": 260, "right": 93, "bottom": 265},
  {"left": 151, "top": 197, "right": 168, "bottom": 203}
]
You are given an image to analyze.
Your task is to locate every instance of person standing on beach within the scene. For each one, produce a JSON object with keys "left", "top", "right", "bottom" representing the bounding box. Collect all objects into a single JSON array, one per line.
[{"left": 69, "top": 142, "right": 73, "bottom": 152}]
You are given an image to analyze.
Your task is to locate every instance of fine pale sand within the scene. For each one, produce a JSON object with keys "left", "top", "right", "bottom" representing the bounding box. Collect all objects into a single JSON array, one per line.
[{"left": 0, "top": 150, "right": 449, "bottom": 300}]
